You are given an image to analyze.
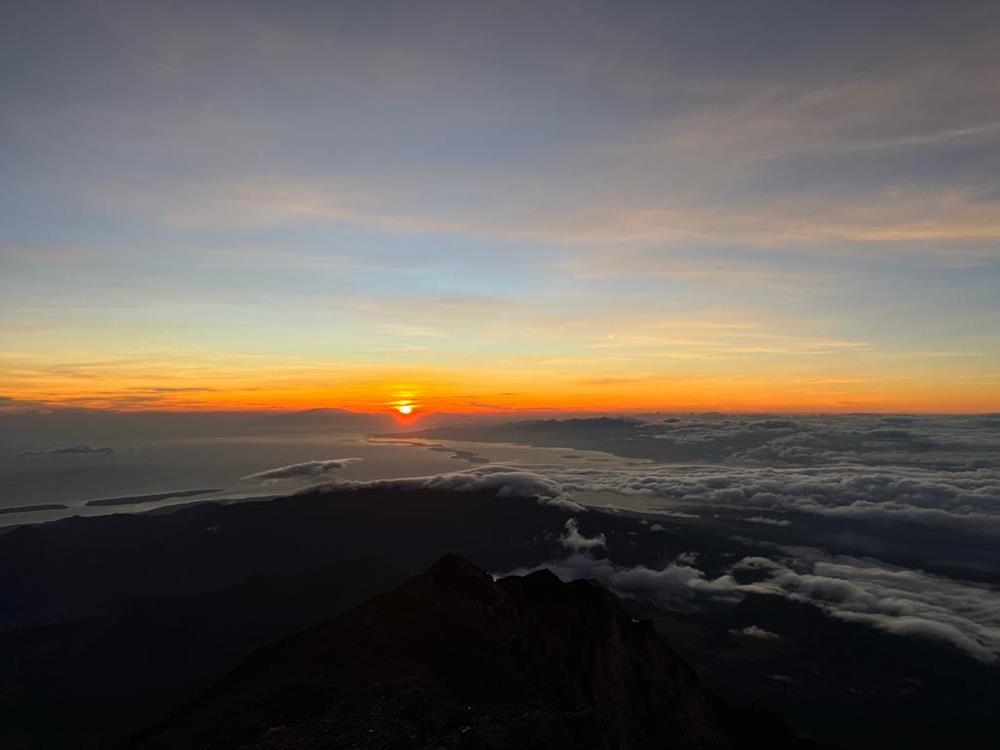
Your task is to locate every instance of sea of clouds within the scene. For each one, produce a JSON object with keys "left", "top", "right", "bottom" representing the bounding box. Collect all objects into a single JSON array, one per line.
[{"left": 251, "top": 413, "right": 1000, "bottom": 663}]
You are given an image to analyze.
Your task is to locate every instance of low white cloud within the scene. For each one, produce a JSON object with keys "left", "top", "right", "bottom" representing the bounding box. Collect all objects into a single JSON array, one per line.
[
  {"left": 307, "top": 464, "right": 583, "bottom": 510},
  {"left": 502, "top": 552, "right": 740, "bottom": 611},
  {"left": 518, "top": 462, "right": 1000, "bottom": 539},
  {"left": 243, "top": 458, "right": 362, "bottom": 483},
  {"left": 560, "top": 518, "right": 606, "bottom": 551},
  {"left": 503, "top": 544, "right": 1000, "bottom": 663},
  {"left": 723, "top": 548, "right": 1000, "bottom": 663},
  {"left": 732, "top": 625, "right": 781, "bottom": 640},
  {"left": 419, "top": 414, "right": 1000, "bottom": 539},
  {"left": 745, "top": 516, "right": 791, "bottom": 527}
]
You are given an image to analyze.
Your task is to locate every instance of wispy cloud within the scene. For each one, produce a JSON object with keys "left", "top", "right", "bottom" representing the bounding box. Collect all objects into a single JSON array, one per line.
[{"left": 243, "top": 458, "right": 363, "bottom": 483}]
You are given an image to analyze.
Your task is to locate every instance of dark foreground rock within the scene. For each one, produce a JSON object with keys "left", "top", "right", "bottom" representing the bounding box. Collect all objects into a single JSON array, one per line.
[{"left": 136, "top": 555, "right": 810, "bottom": 750}]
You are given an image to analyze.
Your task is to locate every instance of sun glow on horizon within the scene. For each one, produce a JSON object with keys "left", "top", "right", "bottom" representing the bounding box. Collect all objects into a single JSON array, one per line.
[
  {"left": 390, "top": 398, "right": 418, "bottom": 416},
  {"left": 2, "top": 364, "right": 999, "bottom": 414}
]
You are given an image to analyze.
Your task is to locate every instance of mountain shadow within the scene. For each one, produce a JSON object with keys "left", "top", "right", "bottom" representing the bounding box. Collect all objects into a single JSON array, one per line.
[{"left": 136, "top": 555, "right": 814, "bottom": 750}]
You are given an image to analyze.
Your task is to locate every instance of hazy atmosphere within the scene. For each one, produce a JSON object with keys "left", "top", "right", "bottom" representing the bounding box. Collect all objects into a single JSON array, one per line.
[
  {"left": 4, "top": 0, "right": 1000, "bottom": 412},
  {"left": 2, "top": 2, "right": 998, "bottom": 749}
]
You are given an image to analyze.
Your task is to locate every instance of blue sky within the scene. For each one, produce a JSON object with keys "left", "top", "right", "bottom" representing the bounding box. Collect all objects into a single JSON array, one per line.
[{"left": 2, "top": 0, "right": 999, "bottom": 411}]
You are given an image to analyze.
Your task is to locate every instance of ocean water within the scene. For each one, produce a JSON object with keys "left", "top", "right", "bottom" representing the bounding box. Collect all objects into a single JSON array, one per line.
[{"left": 0, "top": 432, "right": 625, "bottom": 528}]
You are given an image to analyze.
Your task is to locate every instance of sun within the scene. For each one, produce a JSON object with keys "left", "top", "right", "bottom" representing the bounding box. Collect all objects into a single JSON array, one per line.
[{"left": 389, "top": 396, "right": 419, "bottom": 416}]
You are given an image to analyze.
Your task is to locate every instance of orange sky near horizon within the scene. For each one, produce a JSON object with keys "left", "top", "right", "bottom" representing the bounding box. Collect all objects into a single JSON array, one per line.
[
  {"left": 3, "top": 3, "right": 999, "bottom": 419},
  {"left": 4, "top": 360, "right": 997, "bottom": 414}
]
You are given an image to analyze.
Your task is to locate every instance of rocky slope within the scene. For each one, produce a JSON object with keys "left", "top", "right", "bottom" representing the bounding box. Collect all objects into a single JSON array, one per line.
[{"left": 137, "top": 555, "right": 809, "bottom": 749}]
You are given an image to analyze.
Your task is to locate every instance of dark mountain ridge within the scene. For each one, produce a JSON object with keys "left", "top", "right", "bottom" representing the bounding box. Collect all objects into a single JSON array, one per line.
[
  {"left": 2, "top": 485, "right": 987, "bottom": 749},
  {"left": 137, "top": 555, "right": 810, "bottom": 750}
]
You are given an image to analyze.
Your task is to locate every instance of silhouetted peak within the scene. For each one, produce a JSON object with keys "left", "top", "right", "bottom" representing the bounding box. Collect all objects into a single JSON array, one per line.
[
  {"left": 516, "top": 566, "right": 564, "bottom": 588},
  {"left": 406, "top": 553, "right": 498, "bottom": 602},
  {"left": 426, "top": 552, "right": 491, "bottom": 583},
  {"left": 135, "top": 555, "right": 814, "bottom": 749}
]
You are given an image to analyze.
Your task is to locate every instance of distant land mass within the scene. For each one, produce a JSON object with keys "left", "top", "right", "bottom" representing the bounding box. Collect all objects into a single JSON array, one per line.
[
  {"left": 0, "top": 503, "right": 68, "bottom": 515},
  {"left": 84, "top": 488, "right": 224, "bottom": 507}
]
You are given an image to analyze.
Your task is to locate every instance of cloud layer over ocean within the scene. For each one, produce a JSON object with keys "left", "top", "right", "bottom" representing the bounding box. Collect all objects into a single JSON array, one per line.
[
  {"left": 415, "top": 413, "right": 1000, "bottom": 537},
  {"left": 301, "top": 412, "right": 1000, "bottom": 663},
  {"left": 506, "top": 544, "right": 1000, "bottom": 663}
]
